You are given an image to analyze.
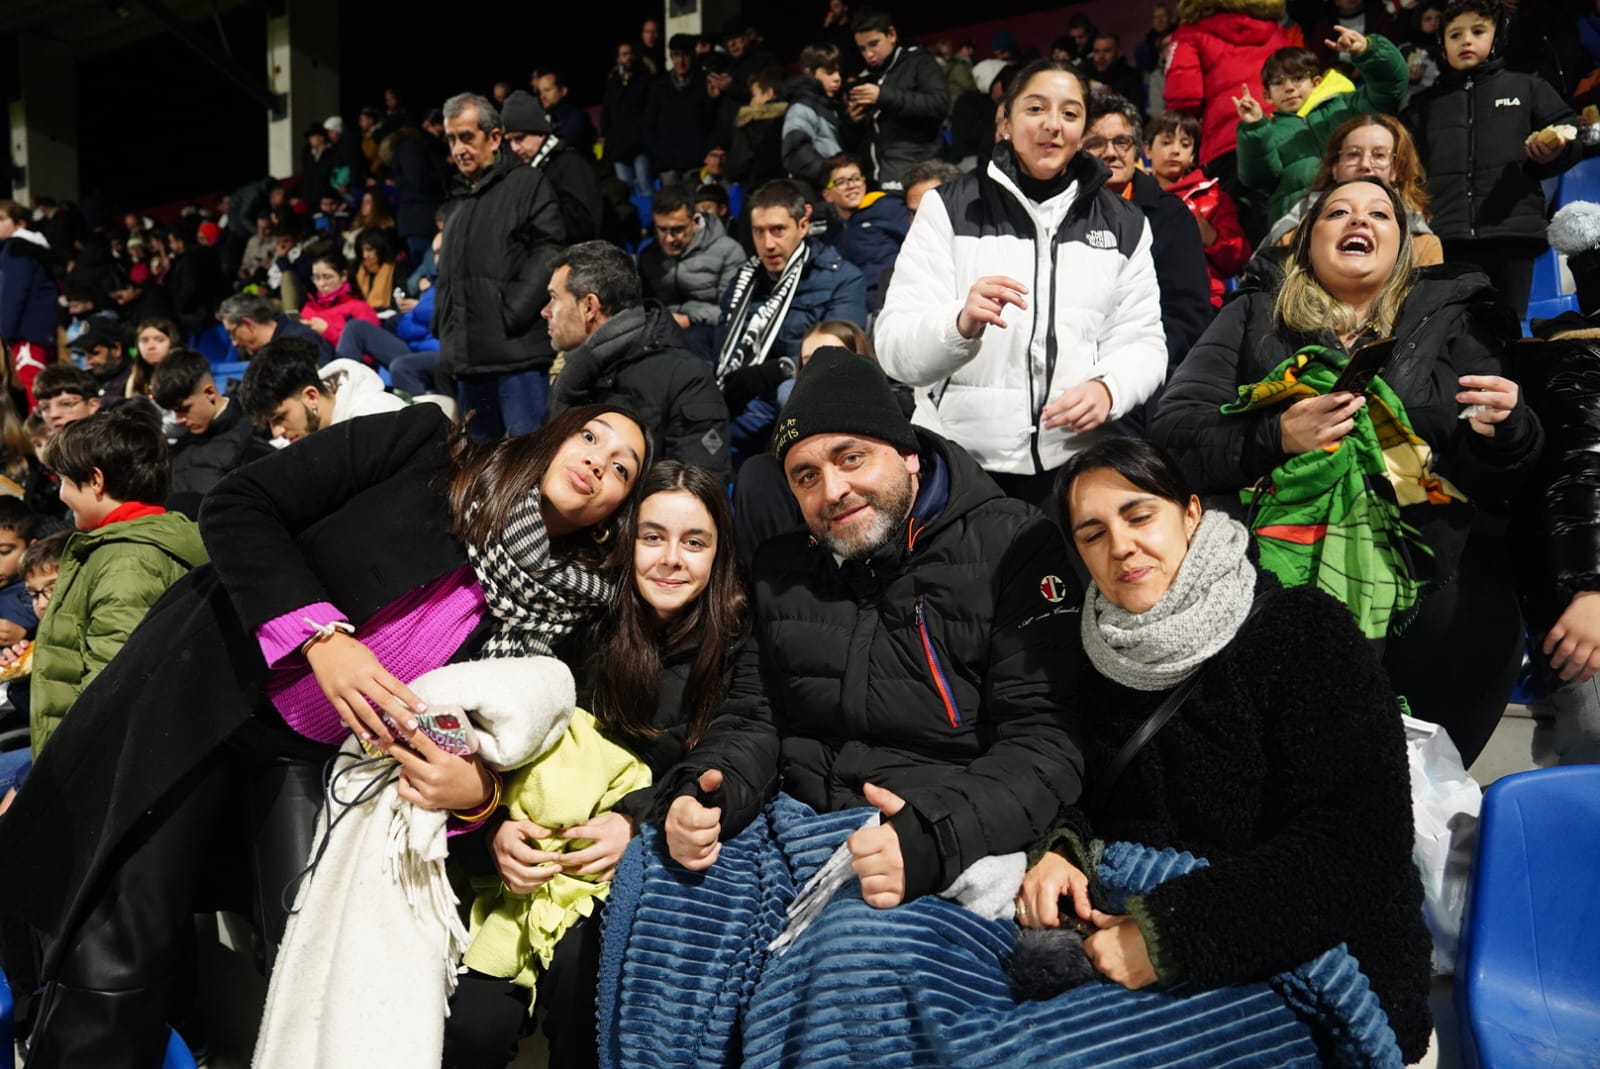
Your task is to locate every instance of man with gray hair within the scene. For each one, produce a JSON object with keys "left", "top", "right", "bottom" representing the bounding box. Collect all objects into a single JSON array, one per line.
[
  {"left": 216, "top": 291, "right": 333, "bottom": 364},
  {"left": 433, "top": 91, "right": 567, "bottom": 439},
  {"left": 543, "top": 240, "right": 731, "bottom": 479}
]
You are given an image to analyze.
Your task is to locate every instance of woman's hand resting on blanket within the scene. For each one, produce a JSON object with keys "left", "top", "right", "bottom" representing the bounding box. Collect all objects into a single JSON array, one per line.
[
  {"left": 304, "top": 632, "right": 427, "bottom": 745},
  {"left": 492, "top": 818, "right": 567, "bottom": 894},
  {"left": 1016, "top": 850, "right": 1093, "bottom": 929},
  {"left": 556, "top": 811, "right": 636, "bottom": 882},
  {"left": 1084, "top": 911, "right": 1158, "bottom": 989},
  {"left": 386, "top": 730, "right": 497, "bottom": 811}
]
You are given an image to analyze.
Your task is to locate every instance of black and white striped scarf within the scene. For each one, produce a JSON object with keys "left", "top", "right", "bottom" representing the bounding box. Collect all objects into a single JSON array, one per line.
[
  {"left": 715, "top": 240, "right": 810, "bottom": 385},
  {"left": 465, "top": 489, "right": 613, "bottom": 659}
]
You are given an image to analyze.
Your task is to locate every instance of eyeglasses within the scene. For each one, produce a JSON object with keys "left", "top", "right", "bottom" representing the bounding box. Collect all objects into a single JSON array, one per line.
[
  {"left": 1083, "top": 135, "right": 1136, "bottom": 153},
  {"left": 655, "top": 223, "right": 693, "bottom": 238},
  {"left": 41, "top": 396, "right": 88, "bottom": 416},
  {"left": 825, "top": 174, "right": 866, "bottom": 190},
  {"left": 19, "top": 582, "right": 54, "bottom": 607},
  {"left": 1339, "top": 148, "right": 1393, "bottom": 166}
]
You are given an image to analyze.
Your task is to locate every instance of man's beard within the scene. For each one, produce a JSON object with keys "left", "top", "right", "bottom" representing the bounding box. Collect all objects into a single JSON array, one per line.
[{"left": 807, "top": 471, "right": 916, "bottom": 560}]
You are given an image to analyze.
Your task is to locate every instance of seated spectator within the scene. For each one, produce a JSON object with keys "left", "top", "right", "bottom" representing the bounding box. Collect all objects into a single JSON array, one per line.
[
  {"left": 29, "top": 405, "right": 208, "bottom": 757},
  {"left": 544, "top": 241, "right": 731, "bottom": 480},
  {"left": 502, "top": 90, "right": 606, "bottom": 243},
  {"left": 1012, "top": 437, "right": 1432, "bottom": 1063},
  {"left": 1152, "top": 175, "right": 1540, "bottom": 764},
  {"left": 337, "top": 266, "right": 445, "bottom": 399},
  {"left": 300, "top": 249, "right": 380, "bottom": 349},
  {"left": 165, "top": 218, "right": 226, "bottom": 341},
  {"left": 1086, "top": 96, "right": 1213, "bottom": 381},
  {"left": 0, "top": 498, "right": 40, "bottom": 649},
  {"left": 697, "top": 143, "right": 729, "bottom": 188},
  {"left": 714, "top": 179, "right": 866, "bottom": 457},
  {"left": 32, "top": 366, "right": 100, "bottom": 440},
  {"left": 342, "top": 189, "right": 400, "bottom": 263},
  {"left": 239, "top": 336, "right": 407, "bottom": 444},
  {"left": 1144, "top": 110, "right": 1252, "bottom": 308},
  {"left": 1088, "top": 32, "right": 1146, "bottom": 106},
  {"left": 129, "top": 317, "right": 181, "bottom": 402},
  {"left": 103, "top": 268, "right": 177, "bottom": 331},
  {"left": 1256, "top": 112, "right": 1443, "bottom": 266},
  {"left": 725, "top": 66, "right": 791, "bottom": 188},
  {"left": 0, "top": 200, "right": 57, "bottom": 406},
  {"left": 694, "top": 182, "right": 744, "bottom": 248},
  {"left": 353, "top": 228, "right": 398, "bottom": 312},
  {"left": 217, "top": 291, "right": 334, "bottom": 365},
  {"left": 536, "top": 70, "right": 598, "bottom": 153},
  {"left": 782, "top": 43, "right": 847, "bottom": 188},
  {"left": 405, "top": 206, "right": 443, "bottom": 297},
  {"left": 1235, "top": 33, "right": 1409, "bottom": 229},
  {"left": 238, "top": 212, "right": 278, "bottom": 282},
  {"left": 817, "top": 152, "right": 909, "bottom": 310},
  {"left": 71, "top": 319, "right": 134, "bottom": 403},
  {"left": 149, "top": 348, "right": 273, "bottom": 515},
  {"left": 314, "top": 192, "right": 351, "bottom": 241},
  {"left": 0, "top": 530, "right": 67, "bottom": 804},
  {"left": 876, "top": 63, "right": 1166, "bottom": 505},
  {"left": 638, "top": 185, "right": 745, "bottom": 360},
  {"left": 270, "top": 218, "right": 321, "bottom": 310},
  {"left": 846, "top": 6, "right": 949, "bottom": 187},
  {"left": 901, "top": 158, "right": 964, "bottom": 223}
]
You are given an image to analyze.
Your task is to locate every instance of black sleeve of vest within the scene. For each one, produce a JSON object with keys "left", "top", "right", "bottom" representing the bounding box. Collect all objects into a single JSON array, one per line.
[
  {"left": 896, "top": 512, "right": 1088, "bottom": 894},
  {"left": 1151, "top": 293, "right": 1286, "bottom": 493}
]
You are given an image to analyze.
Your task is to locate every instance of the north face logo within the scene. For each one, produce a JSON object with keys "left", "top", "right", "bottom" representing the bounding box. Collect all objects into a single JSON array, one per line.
[
  {"left": 1495, "top": 97, "right": 1521, "bottom": 107},
  {"left": 1085, "top": 230, "right": 1116, "bottom": 249}
]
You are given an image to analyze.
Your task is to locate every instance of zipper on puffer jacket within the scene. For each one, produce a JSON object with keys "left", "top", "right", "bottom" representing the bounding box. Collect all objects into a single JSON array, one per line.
[
  {"left": 915, "top": 596, "right": 963, "bottom": 727},
  {"left": 1466, "top": 75, "right": 1476, "bottom": 238}
]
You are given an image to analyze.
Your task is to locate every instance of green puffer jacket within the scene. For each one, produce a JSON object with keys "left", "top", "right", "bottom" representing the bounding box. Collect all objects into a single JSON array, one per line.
[
  {"left": 1235, "top": 33, "right": 1409, "bottom": 225},
  {"left": 30, "top": 511, "right": 209, "bottom": 754}
]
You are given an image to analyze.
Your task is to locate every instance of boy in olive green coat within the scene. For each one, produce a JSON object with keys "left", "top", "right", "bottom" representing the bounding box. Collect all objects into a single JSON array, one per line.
[{"left": 29, "top": 405, "right": 209, "bottom": 754}]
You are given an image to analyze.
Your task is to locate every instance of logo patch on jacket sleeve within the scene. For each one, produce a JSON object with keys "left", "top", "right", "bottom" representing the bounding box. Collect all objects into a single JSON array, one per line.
[{"left": 1039, "top": 575, "right": 1068, "bottom": 602}]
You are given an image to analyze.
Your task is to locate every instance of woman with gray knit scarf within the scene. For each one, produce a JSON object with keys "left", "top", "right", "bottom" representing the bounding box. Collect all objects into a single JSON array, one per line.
[{"left": 1016, "top": 436, "right": 1435, "bottom": 1064}]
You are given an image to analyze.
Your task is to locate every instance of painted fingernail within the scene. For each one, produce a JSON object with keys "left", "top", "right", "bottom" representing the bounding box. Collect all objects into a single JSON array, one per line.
[
  {"left": 361, "top": 732, "right": 374, "bottom": 741},
  {"left": 405, "top": 719, "right": 418, "bottom": 731},
  {"left": 414, "top": 701, "right": 428, "bottom": 713}
]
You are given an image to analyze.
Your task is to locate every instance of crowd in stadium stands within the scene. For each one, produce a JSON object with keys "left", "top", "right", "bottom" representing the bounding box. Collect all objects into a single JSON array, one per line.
[{"left": 1, "top": 0, "right": 1599, "bottom": 1064}]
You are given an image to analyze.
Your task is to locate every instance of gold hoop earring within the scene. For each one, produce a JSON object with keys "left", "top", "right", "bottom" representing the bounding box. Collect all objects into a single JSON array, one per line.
[{"left": 591, "top": 526, "right": 612, "bottom": 545}]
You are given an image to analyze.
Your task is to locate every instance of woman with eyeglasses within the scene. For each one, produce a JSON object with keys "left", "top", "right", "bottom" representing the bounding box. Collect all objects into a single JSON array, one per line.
[
  {"left": 875, "top": 58, "right": 1168, "bottom": 506},
  {"left": 1152, "top": 175, "right": 1542, "bottom": 765},
  {"left": 299, "top": 248, "right": 380, "bottom": 347}
]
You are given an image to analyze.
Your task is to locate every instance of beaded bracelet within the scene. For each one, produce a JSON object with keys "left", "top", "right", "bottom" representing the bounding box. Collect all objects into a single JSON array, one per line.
[
  {"left": 299, "top": 617, "right": 356, "bottom": 657},
  {"left": 451, "top": 766, "right": 504, "bottom": 825}
]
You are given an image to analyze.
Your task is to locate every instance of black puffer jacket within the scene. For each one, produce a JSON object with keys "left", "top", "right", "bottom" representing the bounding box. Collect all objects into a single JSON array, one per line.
[
  {"left": 167, "top": 398, "right": 274, "bottom": 518},
  {"left": 669, "top": 429, "right": 1087, "bottom": 899},
  {"left": 546, "top": 302, "right": 731, "bottom": 480},
  {"left": 644, "top": 70, "right": 715, "bottom": 174},
  {"left": 533, "top": 139, "right": 605, "bottom": 244},
  {"left": 1405, "top": 57, "right": 1579, "bottom": 244},
  {"left": 1152, "top": 266, "right": 1543, "bottom": 580},
  {"left": 853, "top": 46, "right": 950, "bottom": 186},
  {"left": 1054, "top": 573, "right": 1433, "bottom": 1063},
  {"left": 432, "top": 154, "right": 566, "bottom": 375},
  {"left": 601, "top": 61, "right": 652, "bottom": 162},
  {"left": 1512, "top": 320, "right": 1600, "bottom": 629},
  {"left": 1126, "top": 170, "right": 1214, "bottom": 375}
]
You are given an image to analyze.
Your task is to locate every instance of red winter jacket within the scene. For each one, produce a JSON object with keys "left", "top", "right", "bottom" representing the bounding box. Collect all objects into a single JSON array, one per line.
[
  {"left": 1164, "top": 0, "right": 1292, "bottom": 165},
  {"left": 1166, "top": 168, "right": 1252, "bottom": 308}
]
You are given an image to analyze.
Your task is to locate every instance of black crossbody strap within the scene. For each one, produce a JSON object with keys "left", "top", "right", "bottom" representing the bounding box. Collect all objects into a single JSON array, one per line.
[{"left": 1088, "top": 599, "right": 1266, "bottom": 813}]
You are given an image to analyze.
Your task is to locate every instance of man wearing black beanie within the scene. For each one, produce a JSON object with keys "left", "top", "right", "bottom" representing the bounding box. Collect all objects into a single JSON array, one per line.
[
  {"left": 660, "top": 345, "right": 1087, "bottom": 917},
  {"left": 501, "top": 89, "right": 605, "bottom": 243}
]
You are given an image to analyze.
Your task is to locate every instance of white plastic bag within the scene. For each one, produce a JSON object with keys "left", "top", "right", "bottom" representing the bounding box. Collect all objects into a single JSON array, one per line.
[{"left": 1403, "top": 714, "right": 1482, "bottom": 975}]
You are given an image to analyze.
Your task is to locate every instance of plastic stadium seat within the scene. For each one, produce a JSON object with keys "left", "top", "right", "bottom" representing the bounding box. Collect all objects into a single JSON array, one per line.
[
  {"left": 1529, "top": 246, "right": 1573, "bottom": 306},
  {"left": 729, "top": 182, "right": 743, "bottom": 220},
  {"left": 1556, "top": 154, "right": 1600, "bottom": 210},
  {"left": 1456, "top": 765, "right": 1600, "bottom": 1069},
  {"left": 630, "top": 193, "right": 654, "bottom": 229},
  {"left": 190, "top": 323, "right": 235, "bottom": 364},
  {"left": 0, "top": 971, "right": 199, "bottom": 1069},
  {"left": 209, "top": 360, "right": 251, "bottom": 392}
]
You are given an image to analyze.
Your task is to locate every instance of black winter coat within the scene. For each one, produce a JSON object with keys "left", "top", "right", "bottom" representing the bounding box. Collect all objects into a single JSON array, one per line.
[
  {"left": 1152, "top": 267, "right": 1543, "bottom": 580},
  {"left": 664, "top": 430, "right": 1087, "bottom": 899},
  {"left": 1512, "top": 321, "right": 1600, "bottom": 629},
  {"left": 601, "top": 62, "right": 652, "bottom": 161},
  {"left": 534, "top": 141, "right": 606, "bottom": 244},
  {"left": 645, "top": 71, "right": 714, "bottom": 173},
  {"left": 432, "top": 154, "right": 566, "bottom": 375},
  {"left": 167, "top": 397, "right": 274, "bottom": 518},
  {"left": 1126, "top": 170, "right": 1214, "bottom": 374},
  {"left": 0, "top": 406, "right": 468, "bottom": 949},
  {"left": 1058, "top": 574, "right": 1433, "bottom": 1063},
  {"left": 167, "top": 245, "right": 226, "bottom": 336},
  {"left": 853, "top": 46, "right": 950, "bottom": 186},
  {"left": 546, "top": 302, "right": 732, "bottom": 480},
  {"left": 390, "top": 131, "right": 450, "bottom": 240},
  {"left": 548, "top": 100, "right": 597, "bottom": 154},
  {"left": 1405, "top": 57, "right": 1579, "bottom": 244}
]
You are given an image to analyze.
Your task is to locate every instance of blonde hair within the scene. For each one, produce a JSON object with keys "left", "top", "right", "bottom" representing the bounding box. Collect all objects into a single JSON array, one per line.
[{"left": 1275, "top": 178, "right": 1415, "bottom": 338}]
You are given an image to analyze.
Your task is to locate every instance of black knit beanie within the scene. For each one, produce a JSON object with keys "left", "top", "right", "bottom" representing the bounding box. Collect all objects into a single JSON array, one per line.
[
  {"left": 773, "top": 347, "right": 919, "bottom": 464},
  {"left": 501, "top": 91, "right": 552, "bottom": 136}
]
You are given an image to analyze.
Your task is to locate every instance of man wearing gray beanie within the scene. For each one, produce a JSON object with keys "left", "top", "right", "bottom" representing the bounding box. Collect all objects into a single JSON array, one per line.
[
  {"left": 501, "top": 89, "right": 605, "bottom": 243},
  {"left": 660, "top": 346, "right": 1087, "bottom": 912}
]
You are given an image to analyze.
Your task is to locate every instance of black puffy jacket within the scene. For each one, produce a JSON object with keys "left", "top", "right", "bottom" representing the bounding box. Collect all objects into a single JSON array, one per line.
[
  {"left": 1405, "top": 57, "right": 1579, "bottom": 244},
  {"left": 852, "top": 46, "right": 950, "bottom": 186},
  {"left": 1126, "top": 170, "right": 1214, "bottom": 376},
  {"left": 432, "top": 154, "right": 566, "bottom": 375},
  {"left": 674, "top": 429, "right": 1087, "bottom": 899},
  {"left": 1512, "top": 319, "right": 1600, "bottom": 629},
  {"left": 546, "top": 302, "right": 732, "bottom": 480},
  {"left": 1152, "top": 266, "right": 1544, "bottom": 581}
]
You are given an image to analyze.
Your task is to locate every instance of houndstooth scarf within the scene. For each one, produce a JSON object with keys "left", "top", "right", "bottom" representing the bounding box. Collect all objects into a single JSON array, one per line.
[
  {"left": 715, "top": 240, "right": 810, "bottom": 385},
  {"left": 1080, "top": 511, "right": 1257, "bottom": 692},
  {"left": 465, "top": 488, "right": 613, "bottom": 659}
]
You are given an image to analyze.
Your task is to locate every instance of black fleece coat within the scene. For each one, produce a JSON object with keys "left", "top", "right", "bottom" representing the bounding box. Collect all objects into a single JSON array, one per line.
[
  {"left": 1056, "top": 574, "right": 1434, "bottom": 1063},
  {"left": 432, "top": 154, "right": 566, "bottom": 375},
  {"left": 659, "top": 429, "right": 1087, "bottom": 899},
  {"left": 1512, "top": 324, "right": 1600, "bottom": 629},
  {"left": 0, "top": 406, "right": 468, "bottom": 950},
  {"left": 1404, "top": 57, "right": 1579, "bottom": 245},
  {"left": 1151, "top": 266, "right": 1544, "bottom": 581}
]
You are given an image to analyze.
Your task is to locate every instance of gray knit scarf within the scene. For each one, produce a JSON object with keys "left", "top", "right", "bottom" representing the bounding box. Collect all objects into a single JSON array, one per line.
[
  {"left": 465, "top": 488, "right": 614, "bottom": 659},
  {"left": 1080, "top": 511, "right": 1257, "bottom": 692}
]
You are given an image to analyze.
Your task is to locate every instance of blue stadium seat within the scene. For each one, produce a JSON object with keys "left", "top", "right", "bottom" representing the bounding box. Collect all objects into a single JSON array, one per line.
[
  {"left": 728, "top": 182, "right": 743, "bottom": 220},
  {"left": 1556, "top": 154, "right": 1600, "bottom": 210},
  {"left": 190, "top": 323, "right": 234, "bottom": 364},
  {"left": 209, "top": 360, "right": 251, "bottom": 392},
  {"left": 1456, "top": 765, "right": 1600, "bottom": 1069},
  {"left": 630, "top": 193, "right": 654, "bottom": 229},
  {"left": 0, "top": 971, "right": 201, "bottom": 1068}
]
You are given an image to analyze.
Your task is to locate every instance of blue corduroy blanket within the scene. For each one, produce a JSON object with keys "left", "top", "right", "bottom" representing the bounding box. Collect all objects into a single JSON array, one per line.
[{"left": 598, "top": 795, "right": 1404, "bottom": 1069}]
